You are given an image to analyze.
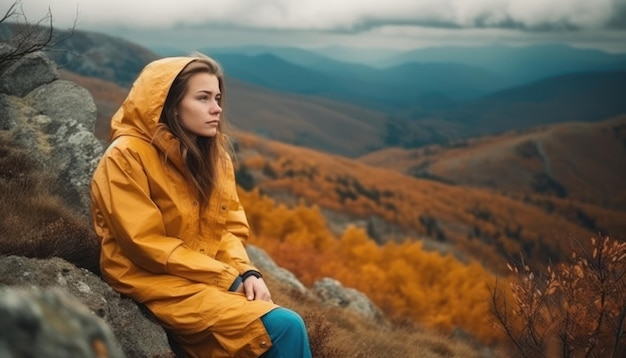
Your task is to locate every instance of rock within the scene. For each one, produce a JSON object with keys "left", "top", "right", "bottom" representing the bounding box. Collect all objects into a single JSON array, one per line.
[
  {"left": 46, "top": 118, "right": 104, "bottom": 215},
  {"left": 0, "top": 48, "right": 59, "bottom": 97},
  {"left": 0, "top": 286, "right": 125, "bottom": 358},
  {"left": 26, "top": 79, "right": 97, "bottom": 132},
  {"left": 0, "top": 256, "right": 174, "bottom": 358},
  {"left": 313, "top": 277, "right": 386, "bottom": 323},
  {"left": 0, "top": 94, "right": 45, "bottom": 156},
  {"left": 0, "top": 94, "right": 18, "bottom": 130},
  {"left": 0, "top": 49, "right": 103, "bottom": 217},
  {"left": 247, "top": 245, "right": 307, "bottom": 294}
]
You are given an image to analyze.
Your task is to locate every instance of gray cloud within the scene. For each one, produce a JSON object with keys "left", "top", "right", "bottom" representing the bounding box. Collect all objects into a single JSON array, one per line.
[
  {"left": 607, "top": 1, "right": 626, "bottom": 29},
  {"left": 11, "top": 0, "right": 626, "bottom": 53},
  {"left": 19, "top": 0, "right": 626, "bottom": 31}
]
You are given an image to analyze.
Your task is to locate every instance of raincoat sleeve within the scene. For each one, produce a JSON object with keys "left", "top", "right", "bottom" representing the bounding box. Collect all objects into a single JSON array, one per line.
[
  {"left": 92, "top": 146, "right": 239, "bottom": 289},
  {"left": 216, "top": 158, "right": 260, "bottom": 275},
  {"left": 222, "top": 195, "right": 259, "bottom": 275}
]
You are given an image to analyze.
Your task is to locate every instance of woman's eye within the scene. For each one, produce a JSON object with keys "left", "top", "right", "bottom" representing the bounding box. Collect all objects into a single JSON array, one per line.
[{"left": 216, "top": 96, "right": 222, "bottom": 105}]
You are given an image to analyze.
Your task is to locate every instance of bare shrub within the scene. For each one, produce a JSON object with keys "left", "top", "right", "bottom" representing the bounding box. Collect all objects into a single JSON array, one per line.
[{"left": 491, "top": 235, "right": 626, "bottom": 357}]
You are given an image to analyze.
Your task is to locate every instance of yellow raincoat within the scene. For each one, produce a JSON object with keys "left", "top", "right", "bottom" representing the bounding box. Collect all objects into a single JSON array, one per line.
[{"left": 90, "top": 57, "right": 277, "bottom": 357}]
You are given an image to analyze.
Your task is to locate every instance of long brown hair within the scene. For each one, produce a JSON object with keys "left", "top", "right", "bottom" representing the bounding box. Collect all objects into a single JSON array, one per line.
[{"left": 158, "top": 54, "right": 234, "bottom": 206}]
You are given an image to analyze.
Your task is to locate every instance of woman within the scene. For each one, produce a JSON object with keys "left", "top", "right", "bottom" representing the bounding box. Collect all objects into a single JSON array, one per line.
[{"left": 90, "top": 54, "right": 311, "bottom": 357}]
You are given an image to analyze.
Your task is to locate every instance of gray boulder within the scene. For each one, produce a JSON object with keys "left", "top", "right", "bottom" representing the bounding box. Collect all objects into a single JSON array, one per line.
[
  {"left": 0, "top": 255, "right": 174, "bottom": 358},
  {"left": 0, "top": 48, "right": 59, "bottom": 97},
  {"left": 26, "top": 79, "right": 98, "bottom": 132},
  {"left": 247, "top": 245, "right": 390, "bottom": 324},
  {"left": 0, "top": 94, "right": 18, "bottom": 130},
  {"left": 0, "top": 48, "right": 103, "bottom": 216},
  {"left": 313, "top": 277, "right": 387, "bottom": 324},
  {"left": 0, "top": 286, "right": 125, "bottom": 358},
  {"left": 247, "top": 245, "right": 307, "bottom": 295}
]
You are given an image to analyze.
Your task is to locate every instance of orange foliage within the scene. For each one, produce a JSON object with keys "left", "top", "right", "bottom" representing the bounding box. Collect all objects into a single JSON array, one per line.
[
  {"left": 235, "top": 132, "right": 626, "bottom": 275},
  {"left": 234, "top": 131, "right": 625, "bottom": 346},
  {"left": 239, "top": 188, "right": 503, "bottom": 344},
  {"left": 492, "top": 235, "right": 626, "bottom": 357}
]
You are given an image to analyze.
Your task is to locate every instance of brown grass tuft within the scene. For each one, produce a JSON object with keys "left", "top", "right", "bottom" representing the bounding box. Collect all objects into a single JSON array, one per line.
[
  {"left": 302, "top": 311, "right": 342, "bottom": 358},
  {"left": 0, "top": 132, "right": 100, "bottom": 274}
]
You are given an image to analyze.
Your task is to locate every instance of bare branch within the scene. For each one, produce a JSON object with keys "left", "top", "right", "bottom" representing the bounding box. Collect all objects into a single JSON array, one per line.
[
  {"left": 0, "top": 1, "right": 75, "bottom": 71},
  {"left": 0, "top": 1, "right": 18, "bottom": 23},
  {"left": 491, "top": 235, "right": 626, "bottom": 357}
]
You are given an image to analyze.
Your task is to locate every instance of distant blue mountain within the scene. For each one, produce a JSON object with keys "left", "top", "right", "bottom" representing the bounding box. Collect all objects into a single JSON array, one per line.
[
  {"left": 204, "top": 44, "right": 626, "bottom": 84},
  {"left": 201, "top": 44, "right": 626, "bottom": 110},
  {"left": 141, "top": 42, "right": 626, "bottom": 149},
  {"left": 156, "top": 43, "right": 626, "bottom": 147},
  {"left": 380, "top": 71, "right": 626, "bottom": 147},
  {"left": 381, "top": 44, "right": 626, "bottom": 85},
  {"left": 308, "top": 45, "right": 405, "bottom": 66},
  {"left": 443, "top": 71, "right": 626, "bottom": 134},
  {"left": 209, "top": 53, "right": 335, "bottom": 94},
  {"left": 205, "top": 49, "right": 511, "bottom": 113},
  {"left": 204, "top": 45, "right": 334, "bottom": 68}
]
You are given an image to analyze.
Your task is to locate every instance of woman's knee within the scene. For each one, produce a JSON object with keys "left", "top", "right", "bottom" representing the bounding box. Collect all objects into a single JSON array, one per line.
[
  {"left": 261, "top": 307, "right": 307, "bottom": 338},
  {"left": 261, "top": 307, "right": 311, "bottom": 358}
]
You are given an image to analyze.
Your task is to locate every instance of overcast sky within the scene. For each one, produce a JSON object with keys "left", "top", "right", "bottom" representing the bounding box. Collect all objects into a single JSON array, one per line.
[{"left": 14, "top": 0, "right": 626, "bottom": 53}]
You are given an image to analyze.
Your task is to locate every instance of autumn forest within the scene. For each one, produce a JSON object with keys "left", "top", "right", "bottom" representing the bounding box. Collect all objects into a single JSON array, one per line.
[{"left": 230, "top": 124, "right": 626, "bottom": 353}]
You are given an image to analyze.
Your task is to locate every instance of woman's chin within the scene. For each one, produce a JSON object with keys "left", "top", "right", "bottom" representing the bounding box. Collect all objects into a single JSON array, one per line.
[{"left": 195, "top": 130, "right": 218, "bottom": 138}]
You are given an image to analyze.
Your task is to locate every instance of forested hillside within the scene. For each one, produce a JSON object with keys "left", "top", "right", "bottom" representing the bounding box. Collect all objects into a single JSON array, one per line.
[
  {"left": 233, "top": 133, "right": 626, "bottom": 272},
  {"left": 360, "top": 116, "right": 626, "bottom": 211}
]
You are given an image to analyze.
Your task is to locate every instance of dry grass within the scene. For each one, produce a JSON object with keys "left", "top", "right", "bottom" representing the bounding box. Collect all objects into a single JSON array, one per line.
[
  {"left": 265, "top": 274, "right": 490, "bottom": 357},
  {"left": 0, "top": 131, "right": 100, "bottom": 274}
]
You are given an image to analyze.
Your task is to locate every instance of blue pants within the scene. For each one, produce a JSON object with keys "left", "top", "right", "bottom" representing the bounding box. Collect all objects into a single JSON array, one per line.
[{"left": 260, "top": 308, "right": 312, "bottom": 358}]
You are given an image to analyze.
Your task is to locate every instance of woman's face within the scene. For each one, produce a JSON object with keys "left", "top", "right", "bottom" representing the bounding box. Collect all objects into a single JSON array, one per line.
[{"left": 176, "top": 72, "right": 222, "bottom": 138}]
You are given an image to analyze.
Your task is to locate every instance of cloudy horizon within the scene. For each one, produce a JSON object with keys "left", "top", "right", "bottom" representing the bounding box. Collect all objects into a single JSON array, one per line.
[{"left": 12, "top": 0, "right": 626, "bottom": 53}]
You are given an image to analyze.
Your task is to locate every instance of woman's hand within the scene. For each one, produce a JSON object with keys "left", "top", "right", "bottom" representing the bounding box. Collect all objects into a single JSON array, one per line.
[{"left": 235, "top": 276, "right": 272, "bottom": 302}]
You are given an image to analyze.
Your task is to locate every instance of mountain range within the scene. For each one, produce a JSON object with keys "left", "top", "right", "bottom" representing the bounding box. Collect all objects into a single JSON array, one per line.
[
  {"left": 26, "top": 23, "right": 624, "bottom": 157},
  {"left": 152, "top": 42, "right": 626, "bottom": 151}
]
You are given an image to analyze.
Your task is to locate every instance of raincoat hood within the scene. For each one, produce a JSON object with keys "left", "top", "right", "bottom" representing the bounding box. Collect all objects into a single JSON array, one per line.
[{"left": 110, "top": 57, "right": 198, "bottom": 143}]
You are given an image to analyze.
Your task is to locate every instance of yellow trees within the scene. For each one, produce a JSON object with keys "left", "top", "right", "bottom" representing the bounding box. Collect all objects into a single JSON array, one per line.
[
  {"left": 240, "top": 188, "right": 500, "bottom": 343},
  {"left": 376, "top": 240, "right": 497, "bottom": 342}
]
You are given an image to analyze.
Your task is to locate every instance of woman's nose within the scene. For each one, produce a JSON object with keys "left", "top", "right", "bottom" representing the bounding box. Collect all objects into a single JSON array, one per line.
[{"left": 210, "top": 101, "right": 222, "bottom": 114}]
